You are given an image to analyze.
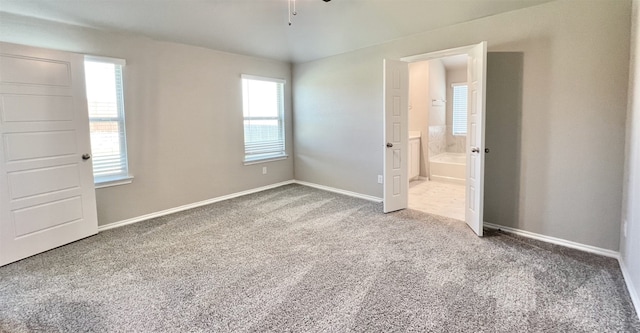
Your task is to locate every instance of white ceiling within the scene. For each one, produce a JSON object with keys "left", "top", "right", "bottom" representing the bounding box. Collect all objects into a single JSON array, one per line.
[{"left": 0, "top": 0, "right": 552, "bottom": 63}]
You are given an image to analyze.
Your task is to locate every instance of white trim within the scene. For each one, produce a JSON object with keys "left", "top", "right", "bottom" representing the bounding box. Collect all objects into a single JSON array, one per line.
[
  {"left": 241, "top": 74, "right": 286, "bottom": 84},
  {"left": 95, "top": 176, "right": 134, "bottom": 189},
  {"left": 97, "top": 180, "right": 295, "bottom": 232},
  {"left": 243, "top": 155, "right": 289, "bottom": 165},
  {"left": 84, "top": 55, "right": 126, "bottom": 66},
  {"left": 484, "top": 222, "right": 620, "bottom": 259},
  {"left": 620, "top": 259, "right": 640, "bottom": 321},
  {"left": 401, "top": 44, "right": 475, "bottom": 63},
  {"left": 293, "top": 180, "right": 383, "bottom": 203}
]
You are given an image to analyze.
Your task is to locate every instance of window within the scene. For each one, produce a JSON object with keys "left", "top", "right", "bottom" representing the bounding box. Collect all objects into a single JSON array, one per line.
[
  {"left": 84, "top": 56, "right": 131, "bottom": 186},
  {"left": 452, "top": 83, "right": 468, "bottom": 136},
  {"left": 241, "top": 75, "right": 287, "bottom": 164}
]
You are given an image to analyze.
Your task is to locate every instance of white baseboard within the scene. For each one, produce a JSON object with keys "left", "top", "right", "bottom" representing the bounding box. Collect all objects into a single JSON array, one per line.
[
  {"left": 484, "top": 222, "right": 620, "bottom": 259},
  {"left": 293, "top": 180, "right": 383, "bottom": 203},
  {"left": 620, "top": 259, "right": 640, "bottom": 321},
  {"left": 98, "top": 180, "right": 381, "bottom": 232},
  {"left": 97, "top": 180, "right": 295, "bottom": 232}
]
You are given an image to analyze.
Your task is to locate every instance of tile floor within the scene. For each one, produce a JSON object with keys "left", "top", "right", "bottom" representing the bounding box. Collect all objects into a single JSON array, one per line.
[{"left": 408, "top": 178, "right": 466, "bottom": 221}]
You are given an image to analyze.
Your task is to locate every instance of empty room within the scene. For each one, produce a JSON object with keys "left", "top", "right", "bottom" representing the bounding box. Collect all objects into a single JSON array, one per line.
[{"left": 1, "top": 0, "right": 640, "bottom": 331}]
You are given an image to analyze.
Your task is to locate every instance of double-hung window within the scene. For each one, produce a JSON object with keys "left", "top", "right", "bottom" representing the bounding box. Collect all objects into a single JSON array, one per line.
[
  {"left": 451, "top": 83, "right": 468, "bottom": 136},
  {"left": 241, "top": 75, "right": 287, "bottom": 164},
  {"left": 84, "top": 56, "right": 131, "bottom": 186}
]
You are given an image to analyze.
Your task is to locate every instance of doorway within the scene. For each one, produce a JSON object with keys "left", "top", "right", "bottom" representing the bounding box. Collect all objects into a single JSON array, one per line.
[
  {"left": 407, "top": 55, "right": 468, "bottom": 221},
  {"left": 383, "top": 42, "right": 487, "bottom": 236}
]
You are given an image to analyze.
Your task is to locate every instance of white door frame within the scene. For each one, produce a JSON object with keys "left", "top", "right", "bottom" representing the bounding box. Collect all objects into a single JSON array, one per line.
[{"left": 398, "top": 42, "right": 487, "bottom": 236}]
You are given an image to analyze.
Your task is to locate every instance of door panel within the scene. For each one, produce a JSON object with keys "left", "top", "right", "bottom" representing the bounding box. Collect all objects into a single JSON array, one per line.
[
  {"left": 5, "top": 131, "right": 77, "bottom": 160},
  {"left": 465, "top": 42, "right": 487, "bottom": 236},
  {"left": 8, "top": 164, "right": 80, "bottom": 199},
  {"left": 13, "top": 196, "right": 84, "bottom": 237},
  {"left": 0, "top": 55, "right": 71, "bottom": 86},
  {"left": 0, "top": 42, "right": 98, "bottom": 266},
  {"left": 1, "top": 94, "right": 74, "bottom": 122},
  {"left": 383, "top": 59, "right": 409, "bottom": 213}
]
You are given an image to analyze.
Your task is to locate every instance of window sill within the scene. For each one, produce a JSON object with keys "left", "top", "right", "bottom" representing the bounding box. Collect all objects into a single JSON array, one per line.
[
  {"left": 95, "top": 176, "right": 134, "bottom": 189},
  {"left": 243, "top": 155, "right": 289, "bottom": 166}
]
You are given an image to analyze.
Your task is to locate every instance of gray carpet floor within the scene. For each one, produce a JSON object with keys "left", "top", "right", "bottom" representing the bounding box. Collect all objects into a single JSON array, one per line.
[{"left": 0, "top": 184, "right": 639, "bottom": 332}]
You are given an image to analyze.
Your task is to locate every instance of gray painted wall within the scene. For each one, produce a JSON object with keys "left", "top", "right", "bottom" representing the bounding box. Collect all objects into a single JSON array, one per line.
[
  {"left": 293, "top": 0, "right": 631, "bottom": 251},
  {"left": 0, "top": 13, "right": 294, "bottom": 226},
  {"left": 621, "top": 0, "right": 640, "bottom": 315}
]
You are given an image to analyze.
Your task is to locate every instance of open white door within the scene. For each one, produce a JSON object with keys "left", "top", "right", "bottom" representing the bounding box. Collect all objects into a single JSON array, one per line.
[
  {"left": 465, "top": 41, "right": 487, "bottom": 236},
  {"left": 383, "top": 59, "right": 409, "bottom": 213},
  {"left": 0, "top": 42, "right": 98, "bottom": 266}
]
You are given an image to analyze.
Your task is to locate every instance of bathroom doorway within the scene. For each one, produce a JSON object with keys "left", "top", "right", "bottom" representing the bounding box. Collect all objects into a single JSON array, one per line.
[
  {"left": 407, "top": 55, "right": 468, "bottom": 221},
  {"left": 398, "top": 42, "right": 487, "bottom": 236}
]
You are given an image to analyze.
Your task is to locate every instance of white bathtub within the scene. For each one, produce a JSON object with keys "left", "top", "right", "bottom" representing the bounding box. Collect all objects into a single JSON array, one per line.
[{"left": 429, "top": 153, "right": 466, "bottom": 185}]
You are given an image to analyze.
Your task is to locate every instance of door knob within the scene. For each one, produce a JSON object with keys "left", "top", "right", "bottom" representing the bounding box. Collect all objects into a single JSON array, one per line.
[
  {"left": 386, "top": 143, "right": 393, "bottom": 148},
  {"left": 471, "top": 147, "right": 480, "bottom": 153},
  {"left": 82, "top": 153, "right": 91, "bottom": 160}
]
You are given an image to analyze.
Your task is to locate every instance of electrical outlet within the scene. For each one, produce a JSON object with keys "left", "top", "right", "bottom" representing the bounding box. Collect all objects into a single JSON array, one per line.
[
  {"left": 377, "top": 175, "right": 383, "bottom": 184},
  {"left": 262, "top": 166, "right": 267, "bottom": 175}
]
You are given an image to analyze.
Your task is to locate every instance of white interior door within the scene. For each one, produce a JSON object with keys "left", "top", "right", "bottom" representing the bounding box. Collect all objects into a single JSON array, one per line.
[
  {"left": 383, "top": 59, "right": 409, "bottom": 213},
  {"left": 465, "top": 41, "right": 487, "bottom": 236},
  {"left": 0, "top": 42, "right": 98, "bottom": 266}
]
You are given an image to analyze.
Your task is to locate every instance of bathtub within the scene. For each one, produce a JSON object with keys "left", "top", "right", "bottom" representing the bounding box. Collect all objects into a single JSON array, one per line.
[{"left": 429, "top": 153, "right": 466, "bottom": 185}]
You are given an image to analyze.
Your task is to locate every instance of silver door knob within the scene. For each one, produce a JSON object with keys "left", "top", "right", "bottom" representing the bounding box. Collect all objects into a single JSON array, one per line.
[
  {"left": 471, "top": 147, "right": 480, "bottom": 153},
  {"left": 386, "top": 143, "right": 393, "bottom": 148},
  {"left": 82, "top": 153, "right": 91, "bottom": 160}
]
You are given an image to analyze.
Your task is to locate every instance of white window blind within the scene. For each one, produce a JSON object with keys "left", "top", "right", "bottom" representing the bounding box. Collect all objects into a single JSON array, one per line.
[
  {"left": 452, "top": 83, "right": 468, "bottom": 136},
  {"left": 242, "top": 75, "right": 286, "bottom": 163},
  {"left": 84, "top": 56, "right": 130, "bottom": 184}
]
